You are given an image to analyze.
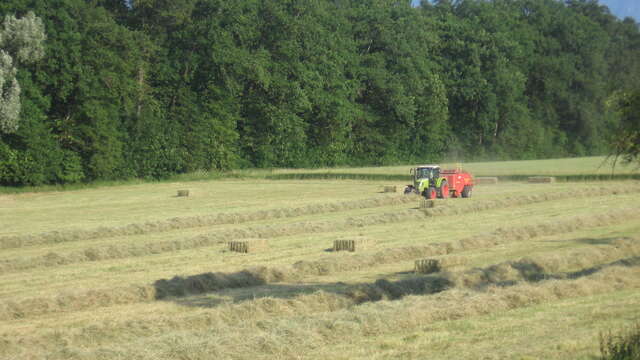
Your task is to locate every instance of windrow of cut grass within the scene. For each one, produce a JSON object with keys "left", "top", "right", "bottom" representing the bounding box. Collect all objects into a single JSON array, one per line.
[
  {"left": 0, "top": 208, "right": 418, "bottom": 274},
  {"left": 3, "top": 183, "right": 638, "bottom": 252},
  {"left": 1, "top": 211, "right": 636, "bottom": 321},
  {"left": 348, "top": 237, "right": 640, "bottom": 303},
  {"left": 288, "top": 209, "right": 640, "bottom": 277},
  {"left": 0, "top": 194, "right": 420, "bottom": 250},
  {"left": 420, "top": 184, "right": 640, "bottom": 217},
  {"left": 3, "top": 249, "right": 640, "bottom": 360},
  {"left": 0, "top": 265, "right": 311, "bottom": 321},
  {"left": 3, "top": 184, "right": 637, "bottom": 274}
]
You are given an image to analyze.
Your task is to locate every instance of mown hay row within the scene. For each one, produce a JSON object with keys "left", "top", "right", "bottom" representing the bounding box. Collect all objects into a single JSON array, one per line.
[
  {"left": 5, "top": 254, "right": 640, "bottom": 358},
  {"left": 2, "top": 217, "right": 637, "bottom": 322},
  {"left": 0, "top": 266, "right": 297, "bottom": 321},
  {"left": 420, "top": 185, "right": 640, "bottom": 218},
  {"left": 348, "top": 238, "right": 640, "bottom": 304},
  {"left": 4, "top": 184, "right": 638, "bottom": 251},
  {"left": 0, "top": 194, "right": 420, "bottom": 249},
  {"left": 0, "top": 207, "right": 420, "bottom": 274},
  {"left": 0, "top": 284, "right": 159, "bottom": 322},
  {"left": 447, "top": 238, "right": 640, "bottom": 289},
  {"left": 2, "top": 183, "right": 636, "bottom": 266},
  {"left": 2, "top": 199, "right": 637, "bottom": 277},
  {"left": 292, "top": 209, "right": 640, "bottom": 277},
  {"left": 301, "top": 265, "right": 640, "bottom": 353},
  {"left": 228, "top": 239, "right": 269, "bottom": 253},
  {"left": 383, "top": 185, "right": 397, "bottom": 193}
]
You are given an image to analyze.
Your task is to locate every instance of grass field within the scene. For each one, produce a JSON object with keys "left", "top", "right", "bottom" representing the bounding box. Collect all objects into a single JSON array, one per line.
[
  {"left": 241, "top": 156, "right": 639, "bottom": 180},
  {"left": 1, "top": 157, "right": 639, "bottom": 359}
]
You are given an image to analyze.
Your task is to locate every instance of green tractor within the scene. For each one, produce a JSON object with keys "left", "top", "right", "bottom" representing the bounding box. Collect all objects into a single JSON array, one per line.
[{"left": 404, "top": 165, "right": 474, "bottom": 199}]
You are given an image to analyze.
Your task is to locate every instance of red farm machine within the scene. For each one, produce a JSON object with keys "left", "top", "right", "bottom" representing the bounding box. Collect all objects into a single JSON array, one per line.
[{"left": 404, "top": 165, "right": 474, "bottom": 199}]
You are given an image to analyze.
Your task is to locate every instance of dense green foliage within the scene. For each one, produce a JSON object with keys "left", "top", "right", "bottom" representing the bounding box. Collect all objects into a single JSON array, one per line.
[
  {"left": 610, "top": 88, "right": 640, "bottom": 166},
  {"left": 0, "top": 0, "right": 639, "bottom": 185},
  {"left": 600, "top": 323, "right": 640, "bottom": 360}
]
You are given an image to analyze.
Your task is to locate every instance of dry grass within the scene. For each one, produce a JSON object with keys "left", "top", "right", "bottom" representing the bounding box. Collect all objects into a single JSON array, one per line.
[
  {"left": 1, "top": 175, "right": 640, "bottom": 360},
  {"left": 271, "top": 156, "right": 638, "bottom": 177},
  {"left": 0, "top": 180, "right": 408, "bottom": 237},
  {"left": 422, "top": 184, "right": 640, "bottom": 217},
  {"left": 0, "top": 193, "right": 418, "bottom": 249},
  {"left": 420, "top": 199, "right": 437, "bottom": 208},
  {"left": 2, "top": 210, "right": 636, "bottom": 322},
  {"left": 229, "top": 239, "right": 269, "bottom": 253},
  {"left": 528, "top": 176, "right": 556, "bottom": 183},
  {"left": 475, "top": 176, "right": 499, "bottom": 184},
  {"left": 347, "top": 235, "right": 640, "bottom": 303},
  {"left": 3, "top": 260, "right": 638, "bottom": 360}
]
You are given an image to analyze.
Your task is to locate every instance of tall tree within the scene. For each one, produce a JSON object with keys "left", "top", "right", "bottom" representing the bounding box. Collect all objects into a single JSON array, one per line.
[{"left": 0, "top": 11, "right": 45, "bottom": 134}]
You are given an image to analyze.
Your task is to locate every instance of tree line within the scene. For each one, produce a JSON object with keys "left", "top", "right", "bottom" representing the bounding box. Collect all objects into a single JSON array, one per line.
[{"left": 0, "top": 0, "right": 639, "bottom": 186}]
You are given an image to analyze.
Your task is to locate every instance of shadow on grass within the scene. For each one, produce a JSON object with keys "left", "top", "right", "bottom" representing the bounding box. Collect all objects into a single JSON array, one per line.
[
  {"left": 172, "top": 282, "right": 351, "bottom": 308},
  {"left": 153, "top": 255, "right": 640, "bottom": 309},
  {"left": 154, "top": 268, "right": 452, "bottom": 308},
  {"left": 575, "top": 236, "right": 635, "bottom": 246},
  {"left": 497, "top": 256, "right": 640, "bottom": 285},
  {"left": 153, "top": 269, "right": 274, "bottom": 300}
]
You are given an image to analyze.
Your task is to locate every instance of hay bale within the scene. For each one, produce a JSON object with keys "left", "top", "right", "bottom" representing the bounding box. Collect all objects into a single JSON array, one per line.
[
  {"left": 415, "top": 259, "right": 440, "bottom": 274},
  {"left": 333, "top": 237, "right": 369, "bottom": 252},
  {"left": 228, "top": 239, "right": 269, "bottom": 253},
  {"left": 177, "top": 189, "right": 190, "bottom": 197},
  {"left": 475, "top": 177, "right": 499, "bottom": 185},
  {"left": 383, "top": 186, "right": 397, "bottom": 193},
  {"left": 420, "top": 199, "right": 437, "bottom": 209},
  {"left": 415, "top": 256, "right": 467, "bottom": 274},
  {"left": 527, "top": 176, "right": 556, "bottom": 183}
]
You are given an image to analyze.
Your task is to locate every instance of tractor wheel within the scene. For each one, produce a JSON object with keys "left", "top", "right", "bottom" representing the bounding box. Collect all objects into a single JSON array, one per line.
[
  {"left": 423, "top": 187, "right": 437, "bottom": 199},
  {"left": 438, "top": 181, "right": 449, "bottom": 199},
  {"left": 404, "top": 185, "right": 415, "bottom": 195},
  {"left": 461, "top": 185, "right": 472, "bottom": 198}
]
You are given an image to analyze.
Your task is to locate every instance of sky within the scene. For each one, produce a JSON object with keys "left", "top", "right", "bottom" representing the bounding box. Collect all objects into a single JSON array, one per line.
[{"left": 410, "top": 0, "right": 640, "bottom": 21}]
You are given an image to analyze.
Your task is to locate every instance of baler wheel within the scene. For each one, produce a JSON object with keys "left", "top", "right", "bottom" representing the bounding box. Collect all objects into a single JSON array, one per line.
[
  {"left": 438, "top": 181, "right": 449, "bottom": 199},
  {"left": 423, "top": 187, "right": 437, "bottom": 199},
  {"left": 461, "top": 185, "right": 472, "bottom": 198}
]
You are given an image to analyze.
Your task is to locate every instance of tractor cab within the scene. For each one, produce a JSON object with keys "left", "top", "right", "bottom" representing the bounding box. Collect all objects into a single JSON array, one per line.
[
  {"left": 405, "top": 165, "right": 441, "bottom": 195},
  {"left": 413, "top": 165, "right": 440, "bottom": 183}
]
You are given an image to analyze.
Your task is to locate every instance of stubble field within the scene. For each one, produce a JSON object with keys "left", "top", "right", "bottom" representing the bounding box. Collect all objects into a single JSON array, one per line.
[{"left": 1, "top": 157, "right": 639, "bottom": 359}]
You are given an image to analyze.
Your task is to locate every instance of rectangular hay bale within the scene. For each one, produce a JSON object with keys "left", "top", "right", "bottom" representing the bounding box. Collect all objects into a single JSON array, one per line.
[
  {"left": 228, "top": 239, "right": 269, "bottom": 253},
  {"left": 527, "top": 176, "right": 556, "bottom": 183},
  {"left": 333, "top": 237, "right": 369, "bottom": 252},
  {"left": 415, "top": 256, "right": 467, "bottom": 274},
  {"left": 475, "top": 177, "right": 499, "bottom": 185},
  {"left": 383, "top": 186, "right": 397, "bottom": 193},
  {"left": 420, "top": 199, "right": 437, "bottom": 209}
]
